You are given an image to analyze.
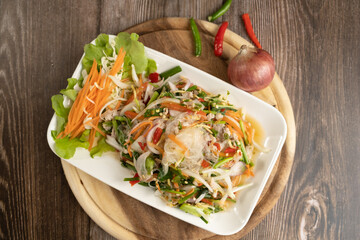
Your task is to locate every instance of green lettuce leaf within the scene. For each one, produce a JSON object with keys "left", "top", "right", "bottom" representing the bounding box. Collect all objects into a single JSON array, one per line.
[
  {"left": 115, "top": 32, "right": 148, "bottom": 74},
  {"left": 145, "top": 58, "right": 157, "bottom": 77},
  {"left": 59, "top": 78, "right": 79, "bottom": 101},
  {"left": 54, "top": 137, "right": 90, "bottom": 159},
  {"left": 82, "top": 34, "right": 114, "bottom": 72},
  {"left": 90, "top": 137, "right": 115, "bottom": 158},
  {"left": 60, "top": 89, "right": 77, "bottom": 101},
  {"left": 51, "top": 94, "right": 69, "bottom": 119}
]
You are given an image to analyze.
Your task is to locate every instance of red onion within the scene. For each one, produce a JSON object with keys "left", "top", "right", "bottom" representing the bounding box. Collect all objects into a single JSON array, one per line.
[{"left": 227, "top": 45, "right": 275, "bottom": 92}]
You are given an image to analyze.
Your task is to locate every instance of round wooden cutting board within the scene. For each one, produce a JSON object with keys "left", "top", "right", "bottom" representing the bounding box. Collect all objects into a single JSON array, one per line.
[{"left": 61, "top": 18, "right": 296, "bottom": 239}]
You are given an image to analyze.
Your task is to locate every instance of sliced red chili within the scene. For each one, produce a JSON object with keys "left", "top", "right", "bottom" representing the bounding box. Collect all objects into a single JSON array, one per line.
[
  {"left": 224, "top": 147, "right": 237, "bottom": 154},
  {"left": 198, "top": 98, "right": 205, "bottom": 102},
  {"left": 138, "top": 142, "right": 147, "bottom": 151},
  {"left": 152, "top": 127, "right": 163, "bottom": 144},
  {"left": 213, "top": 142, "right": 221, "bottom": 151},
  {"left": 149, "top": 72, "right": 160, "bottom": 83},
  {"left": 129, "top": 173, "right": 140, "bottom": 186},
  {"left": 214, "top": 21, "right": 229, "bottom": 56},
  {"left": 201, "top": 160, "right": 211, "bottom": 168}
]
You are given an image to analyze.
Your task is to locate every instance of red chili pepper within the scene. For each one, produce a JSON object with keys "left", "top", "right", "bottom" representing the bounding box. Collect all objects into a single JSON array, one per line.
[
  {"left": 201, "top": 198, "right": 213, "bottom": 205},
  {"left": 152, "top": 127, "right": 163, "bottom": 144},
  {"left": 201, "top": 160, "right": 211, "bottom": 168},
  {"left": 213, "top": 142, "right": 221, "bottom": 151},
  {"left": 224, "top": 147, "right": 237, "bottom": 154},
  {"left": 242, "top": 13, "right": 262, "bottom": 49},
  {"left": 198, "top": 98, "right": 205, "bottom": 102},
  {"left": 129, "top": 173, "right": 140, "bottom": 186},
  {"left": 149, "top": 72, "right": 160, "bottom": 83},
  {"left": 214, "top": 21, "right": 229, "bottom": 56},
  {"left": 138, "top": 142, "right": 147, "bottom": 151}
]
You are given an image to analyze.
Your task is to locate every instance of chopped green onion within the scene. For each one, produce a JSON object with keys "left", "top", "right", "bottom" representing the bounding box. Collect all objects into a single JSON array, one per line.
[
  {"left": 237, "top": 140, "right": 249, "bottom": 164},
  {"left": 239, "top": 119, "right": 249, "bottom": 145},
  {"left": 123, "top": 177, "right": 139, "bottom": 181},
  {"left": 147, "top": 91, "right": 159, "bottom": 106},
  {"left": 213, "top": 157, "right": 233, "bottom": 169},
  {"left": 186, "top": 85, "right": 198, "bottom": 91},
  {"left": 159, "top": 66, "right": 182, "bottom": 80}
]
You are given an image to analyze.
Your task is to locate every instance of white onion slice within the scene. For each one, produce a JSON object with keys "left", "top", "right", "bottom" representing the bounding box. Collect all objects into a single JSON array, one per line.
[
  {"left": 105, "top": 136, "right": 123, "bottom": 151},
  {"left": 232, "top": 183, "right": 253, "bottom": 193},
  {"left": 184, "top": 81, "right": 191, "bottom": 91},
  {"left": 229, "top": 161, "right": 245, "bottom": 176},
  {"left": 108, "top": 75, "right": 129, "bottom": 88},
  {"left": 143, "top": 84, "right": 154, "bottom": 103},
  {"left": 131, "top": 136, "right": 146, "bottom": 153},
  {"left": 168, "top": 82, "right": 178, "bottom": 92},
  {"left": 181, "top": 169, "right": 213, "bottom": 192},
  {"left": 146, "top": 124, "right": 160, "bottom": 154},
  {"left": 252, "top": 139, "right": 271, "bottom": 153},
  {"left": 224, "top": 175, "right": 235, "bottom": 199},
  {"left": 120, "top": 101, "right": 138, "bottom": 115},
  {"left": 131, "top": 64, "right": 140, "bottom": 86},
  {"left": 134, "top": 151, "right": 152, "bottom": 181},
  {"left": 195, "top": 192, "right": 206, "bottom": 204}
]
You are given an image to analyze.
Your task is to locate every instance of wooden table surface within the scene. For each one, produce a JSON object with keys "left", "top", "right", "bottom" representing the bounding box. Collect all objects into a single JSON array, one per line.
[{"left": 1, "top": 0, "right": 359, "bottom": 239}]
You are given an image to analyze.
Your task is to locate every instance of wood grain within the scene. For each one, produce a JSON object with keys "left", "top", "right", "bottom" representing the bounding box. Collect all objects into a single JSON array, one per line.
[{"left": 1, "top": 0, "right": 359, "bottom": 239}]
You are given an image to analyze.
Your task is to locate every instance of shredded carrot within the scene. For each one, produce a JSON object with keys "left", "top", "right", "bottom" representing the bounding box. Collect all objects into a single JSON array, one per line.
[
  {"left": 130, "top": 121, "right": 152, "bottom": 135},
  {"left": 225, "top": 110, "right": 241, "bottom": 121},
  {"left": 148, "top": 142, "right": 164, "bottom": 155},
  {"left": 155, "top": 181, "right": 162, "bottom": 192},
  {"left": 184, "top": 188, "right": 195, "bottom": 197},
  {"left": 201, "top": 198, "right": 213, "bottom": 205},
  {"left": 244, "top": 164, "right": 254, "bottom": 177},
  {"left": 115, "top": 89, "right": 125, "bottom": 109},
  {"left": 59, "top": 48, "right": 126, "bottom": 151},
  {"left": 125, "top": 82, "right": 148, "bottom": 105},
  {"left": 231, "top": 175, "right": 242, "bottom": 186},
  {"left": 127, "top": 144, "right": 133, "bottom": 158},
  {"left": 87, "top": 122, "right": 106, "bottom": 137},
  {"left": 168, "top": 134, "right": 188, "bottom": 153},
  {"left": 160, "top": 102, "right": 192, "bottom": 113},
  {"left": 223, "top": 116, "right": 244, "bottom": 138},
  {"left": 109, "top": 48, "right": 126, "bottom": 76}
]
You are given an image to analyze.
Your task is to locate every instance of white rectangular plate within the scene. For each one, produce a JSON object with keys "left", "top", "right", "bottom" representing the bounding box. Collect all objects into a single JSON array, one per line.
[{"left": 47, "top": 41, "right": 287, "bottom": 235}]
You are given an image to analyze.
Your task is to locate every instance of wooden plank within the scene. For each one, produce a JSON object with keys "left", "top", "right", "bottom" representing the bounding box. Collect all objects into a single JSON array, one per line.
[{"left": 0, "top": 0, "right": 100, "bottom": 239}]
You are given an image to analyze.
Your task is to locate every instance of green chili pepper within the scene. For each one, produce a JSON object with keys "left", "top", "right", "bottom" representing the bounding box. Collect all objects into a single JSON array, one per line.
[
  {"left": 213, "top": 157, "right": 233, "bottom": 169},
  {"left": 159, "top": 66, "right": 182, "bottom": 80},
  {"left": 207, "top": 0, "right": 232, "bottom": 22},
  {"left": 189, "top": 18, "right": 202, "bottom": 57}
]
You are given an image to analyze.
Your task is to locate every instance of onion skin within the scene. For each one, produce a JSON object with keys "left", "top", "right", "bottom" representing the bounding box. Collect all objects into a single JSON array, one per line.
[{"left": 227, "top": 45, "right": 275, "bottom": 92}]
